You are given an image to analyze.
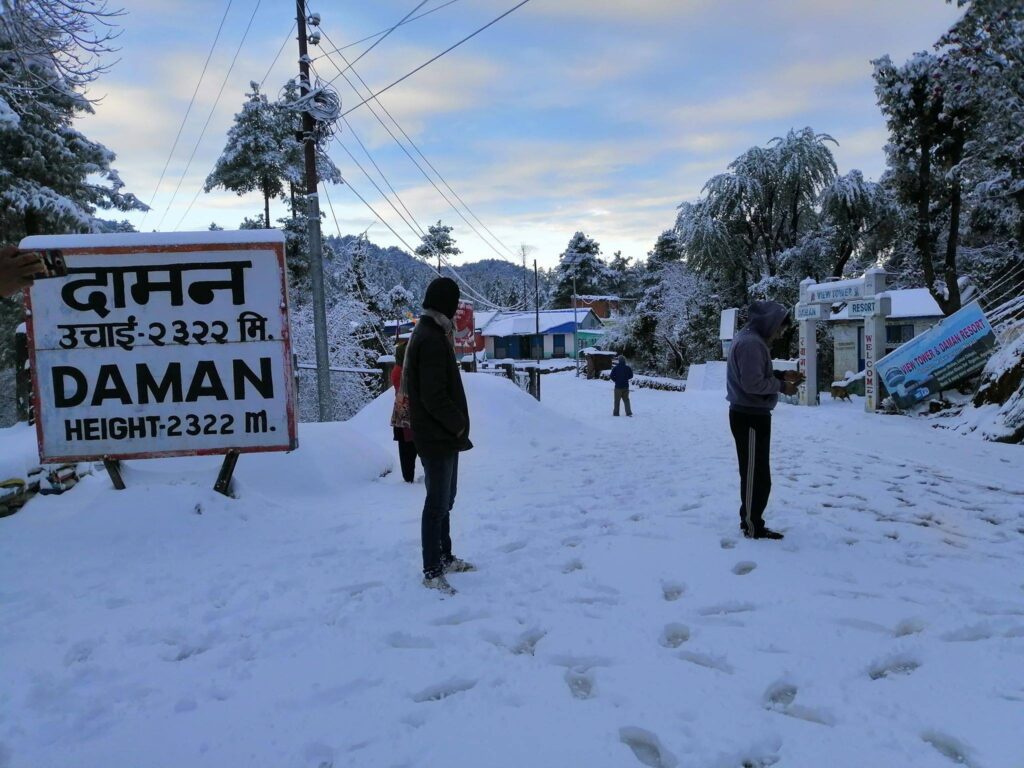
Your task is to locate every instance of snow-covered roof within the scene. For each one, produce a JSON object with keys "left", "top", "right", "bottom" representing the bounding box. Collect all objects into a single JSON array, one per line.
[
  {"left": 19, "top": 230, "right": 286, "bottom": 250},
  {"left": 831, "top": 288, "right": 943, "bottom": 321},
  {"left": 474, "top": 310, "right": 502, "bottom": 332},
  {"left": 576, "top": 294, "right": 621, "bottom": 302},
  {"left": 482, "top": 308, "right": 599, "bottom": 337}
]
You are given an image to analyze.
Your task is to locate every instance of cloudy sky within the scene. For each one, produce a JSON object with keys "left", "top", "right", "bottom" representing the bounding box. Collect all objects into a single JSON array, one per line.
[{"left": 82, "top": 0, "right": 963, "bottom": 268}]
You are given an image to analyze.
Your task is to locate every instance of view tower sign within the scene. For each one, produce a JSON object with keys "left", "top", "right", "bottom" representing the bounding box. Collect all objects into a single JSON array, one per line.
[
  {"left": 22, "top": 231, "right": 298, "bottom": 493},
  {"left": 795, "top": 269, "right": 890, "bottom": 412}
]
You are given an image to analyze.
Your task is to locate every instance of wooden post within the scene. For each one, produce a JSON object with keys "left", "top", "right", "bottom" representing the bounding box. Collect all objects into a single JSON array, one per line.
[
  {"left": 103, "top": 459, "right": 126, "bottom": 490},
  {"left": 214, "top": 450, "right": 239, "bottom": 497}
]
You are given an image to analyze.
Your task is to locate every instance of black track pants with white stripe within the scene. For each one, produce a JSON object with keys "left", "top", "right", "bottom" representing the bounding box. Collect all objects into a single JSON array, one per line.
[{"left": 729, "top": 409, "right": 772, "bottom": 534}]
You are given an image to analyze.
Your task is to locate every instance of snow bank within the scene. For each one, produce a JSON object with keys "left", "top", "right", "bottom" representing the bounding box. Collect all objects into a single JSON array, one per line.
[{"left": 0, "top": 423, "right": 38, "bottom": 482}]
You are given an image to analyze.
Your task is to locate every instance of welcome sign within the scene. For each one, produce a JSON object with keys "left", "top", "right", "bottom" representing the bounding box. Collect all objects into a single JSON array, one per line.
[{"left": 22, "top": 231, "right": 297, "bottom": 463}]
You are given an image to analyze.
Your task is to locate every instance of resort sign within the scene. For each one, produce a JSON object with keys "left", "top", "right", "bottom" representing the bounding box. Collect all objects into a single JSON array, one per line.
[
  {"left": 22, "top": 231, "right": 297, "bottom": 468},
  {"left": 876, "top": 301, "right": 997, "bottom": 409}
]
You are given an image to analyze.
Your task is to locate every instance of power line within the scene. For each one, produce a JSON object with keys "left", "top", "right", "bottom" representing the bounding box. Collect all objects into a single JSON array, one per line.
[
  {"left": 316, "top": 35, "right": 519, "bottom": 266},
  {"left": 159, "top": 0, "right": 262, "bottom": 230},
  {"left": 337, "top": 174, "right": 514, "bottom": 310},
  {"left": 332, "top": 0, "right": 430, "bottom": 82},
  {"left": 140, "top": 0, "right": 234, "bottom": 228},
  {"left": 335, "top": 0, "right": 533, "bottom": 118},
  {"left": 312, "top": 0, "right": 461, "bottom": 60},
  {"left": 320, "top": 27, "right": 519, "bottom": 260},
  {"left": 260, "top": 20, "right": 296, "bottom": 89}
]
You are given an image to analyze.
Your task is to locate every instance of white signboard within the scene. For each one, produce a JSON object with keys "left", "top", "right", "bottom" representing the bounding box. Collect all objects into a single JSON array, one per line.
[
  {"left": 22, "top": 231, "right": 297, "bottom": 463},
  {"left": 795, "top": 304, "right": 822, "bottom": 320},
  {"left": 848, "top": 298, "right": 878, "bottom": 318},
  {"left": 807, "top": 278, "right": 865, "bottom": 304}
]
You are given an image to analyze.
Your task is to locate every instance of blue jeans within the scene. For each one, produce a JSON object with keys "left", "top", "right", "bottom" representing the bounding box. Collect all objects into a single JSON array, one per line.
[{"left": 421, "top": 451, "right": 458, "bottom": 577}]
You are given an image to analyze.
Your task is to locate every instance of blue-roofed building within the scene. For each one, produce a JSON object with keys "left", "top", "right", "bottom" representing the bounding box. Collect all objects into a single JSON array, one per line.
[{"left": 479, "top": 308, "right": 604, "bottom": 360}]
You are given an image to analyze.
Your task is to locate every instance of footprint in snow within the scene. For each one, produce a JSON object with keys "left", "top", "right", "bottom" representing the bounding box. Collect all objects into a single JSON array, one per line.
[
  {"left": 499, "top": 539, "right": 528, "bottom": 554},
  {"left": 565, "top": 668, "right": 595, "bottom": 699},
  {"left": 619, "top": 727, "right": 678, "bottom": 768},
  {"left": 659, "top": 623, "right": 690, "bottom": 648},
  {"left": 510, "top": 627, "right": 546, "bottom": 656},
  {"left": 732, "top": 561, "right": 757, "bottom": 576},
  {"left": 921, "top": 730, "right": 978, "bottom": 767},
  {"left": 893, "top": 618, "right": 925, "bottom": 637},
  {"left": 868, "top": 653, "right": 921, "bottom": 680},
  {"left": 720, "top": 537, "right": 737, "bottom": 550},
  {"left": 661, "top": 581, "right": 686, "bottom": 602},
  {"left": 562, "top": 559, "right": 584, "bottom": 574},
  {"left": 762, "top": 679, "right": 836, "bottom": 726}
]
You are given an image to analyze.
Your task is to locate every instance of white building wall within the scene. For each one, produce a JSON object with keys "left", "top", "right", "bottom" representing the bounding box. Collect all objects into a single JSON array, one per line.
[{"left": 543, "top": 335, "right": 554, "bottom": 359}]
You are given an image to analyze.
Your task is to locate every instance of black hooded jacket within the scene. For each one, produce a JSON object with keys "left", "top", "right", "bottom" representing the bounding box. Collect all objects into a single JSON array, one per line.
[
  {"left": 405, "top": 278, "right": 472, "bottom": 456},
  {"left": 726, "top": 300, "right": 789, "bottom": 413}
]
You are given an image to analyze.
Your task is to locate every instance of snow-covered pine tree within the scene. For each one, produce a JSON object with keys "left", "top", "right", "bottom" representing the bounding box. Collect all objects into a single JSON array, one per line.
[
  {"left": 204, "top": 82, "right": 295, "bottom": 231},
  {"left": 552, "top": 231, "right": 608, "bottom": 307},
  {"left": 414, "top": 221, "right": 461, "bottom": 271}
]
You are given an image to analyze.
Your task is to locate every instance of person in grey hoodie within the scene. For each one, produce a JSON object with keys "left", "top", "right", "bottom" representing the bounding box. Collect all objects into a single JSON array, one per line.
[{"left": 725, "top": 301, "right": 803, "bottom": 540}]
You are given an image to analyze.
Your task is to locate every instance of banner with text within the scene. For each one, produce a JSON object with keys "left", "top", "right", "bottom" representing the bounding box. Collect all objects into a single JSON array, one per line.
[
  {"left": 875, "top": 301, "right": 997, "bottom": 409},
  {"left": 23, "top": 232, "right": 297, "bottom": 462}
]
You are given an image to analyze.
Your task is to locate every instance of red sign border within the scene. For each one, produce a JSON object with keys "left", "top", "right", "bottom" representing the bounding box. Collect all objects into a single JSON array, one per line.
[{"left": 24, "top": 240, "right": 298, "bottom": 464}]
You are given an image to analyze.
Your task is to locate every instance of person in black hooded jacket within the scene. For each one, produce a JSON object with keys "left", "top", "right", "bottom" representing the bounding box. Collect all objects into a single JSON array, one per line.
[
  {"left": 403, "top": 277, "right": 475, "bottom": 595},
  {"left": 725, "top": 300, "right": 803, "bottom": 540}
]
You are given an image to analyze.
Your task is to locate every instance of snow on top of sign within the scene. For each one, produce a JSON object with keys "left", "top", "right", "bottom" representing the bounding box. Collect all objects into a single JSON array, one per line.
[
  {"left": 19, "top": 230, "right": 286, "bottom": 250},
  {"left": 809, "top": 277, "right": 864, "bottom": 296},
  {"left": 831, "top": 288, "right": 942, "bottom": 320}
]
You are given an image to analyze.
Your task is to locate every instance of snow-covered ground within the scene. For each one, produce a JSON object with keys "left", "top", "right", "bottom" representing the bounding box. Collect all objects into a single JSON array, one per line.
[{"left": 2, "top": 373, "right": 1023, "bottom": 768}]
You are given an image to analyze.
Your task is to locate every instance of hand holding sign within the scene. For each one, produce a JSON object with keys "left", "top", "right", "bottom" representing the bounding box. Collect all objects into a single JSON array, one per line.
[{"left": 0, "top": 245, "right": 44, "bottom": 298}]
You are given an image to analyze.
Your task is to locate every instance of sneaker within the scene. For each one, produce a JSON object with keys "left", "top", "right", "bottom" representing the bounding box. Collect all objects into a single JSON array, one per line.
[
  {"left": 423, "top": 574, "right": 457, "bottom": 595},
  {"left": 443, "top": 556, "right": 477, "bottom": 574},
  {"left": 748, "top": 527, "right": 784, "bottom": 540}
]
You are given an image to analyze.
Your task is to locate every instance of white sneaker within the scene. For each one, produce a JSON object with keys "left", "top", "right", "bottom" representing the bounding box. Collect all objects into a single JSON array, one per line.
[
  {"left": 443, "top": 557, "right": 477, "bottom": 574},
  {"left": 423, "top": 574, "right": 457, "bottom": 595}
]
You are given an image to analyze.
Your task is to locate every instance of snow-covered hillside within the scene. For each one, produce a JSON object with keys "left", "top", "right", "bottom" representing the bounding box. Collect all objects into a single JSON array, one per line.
[{"left": 2, "top": 373, "right": 1023, "bottom": 768}]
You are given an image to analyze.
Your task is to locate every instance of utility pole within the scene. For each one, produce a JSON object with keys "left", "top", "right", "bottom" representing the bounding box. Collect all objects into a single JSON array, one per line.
[
  {"left": 572, "top": 274, "right": 579, "bottom": 377},
  {"left": 521, "top": 246, "right": 528, "bottom": 311},
  {"left": 297, "top": 2, "right": 331, "bottom": 421},
  {"left": 533, "top": 259, "right": 540, "bottom": 363}
]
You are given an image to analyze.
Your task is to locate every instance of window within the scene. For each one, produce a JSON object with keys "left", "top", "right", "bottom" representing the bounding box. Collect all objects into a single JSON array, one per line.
[{"left": 886, "top": 324, "right": 915, "bottom": 346}]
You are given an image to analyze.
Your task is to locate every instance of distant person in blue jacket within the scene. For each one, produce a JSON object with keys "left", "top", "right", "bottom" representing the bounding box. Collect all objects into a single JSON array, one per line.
[{"left": 610, "top": 355, "right": 633, "bottom": 416}]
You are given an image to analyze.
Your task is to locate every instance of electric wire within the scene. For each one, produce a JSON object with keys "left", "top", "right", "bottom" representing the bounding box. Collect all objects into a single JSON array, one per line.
[
  {"left": 140, "top": 0, "right": 233, "bottom": 228},
  {"left": 974, "top": 261, "right": 1024, "bottom": 307},
  {"left": 338, "top": 174, "right": 513, "bottom": 310},
  {"left": 323, "top": 0, "right": 430, "bottom": 83},
  {"left": 260, "top": 20, "right": 296, "bottom": 89},
  {"left": 316, "top": 37, "right": 519, "bottom": 265},
  {"left": 312, "top": 0, "right": 461, "bottom": 60},
  {"left": 165, "top": 0, "right": 263, "bottom": 230},
  {"left": 333, "top": 0, "right": 533, "bottom": 118},
  {"left": 328, "top": 133, "right": 523, "bottom": 310},
  {"left": 320, "top": 27, "right": 519, "bottom": 260}
]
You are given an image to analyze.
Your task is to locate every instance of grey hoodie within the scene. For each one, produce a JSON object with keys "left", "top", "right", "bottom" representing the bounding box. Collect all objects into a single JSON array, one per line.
[{"left": 726, "top": 301, "right": 790, "bottom": 413}]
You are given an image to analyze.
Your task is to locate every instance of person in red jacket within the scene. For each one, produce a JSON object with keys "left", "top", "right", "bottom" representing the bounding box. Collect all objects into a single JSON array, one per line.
[{"left": 390, "top": 341, "right": 417, "bottom": 483}]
